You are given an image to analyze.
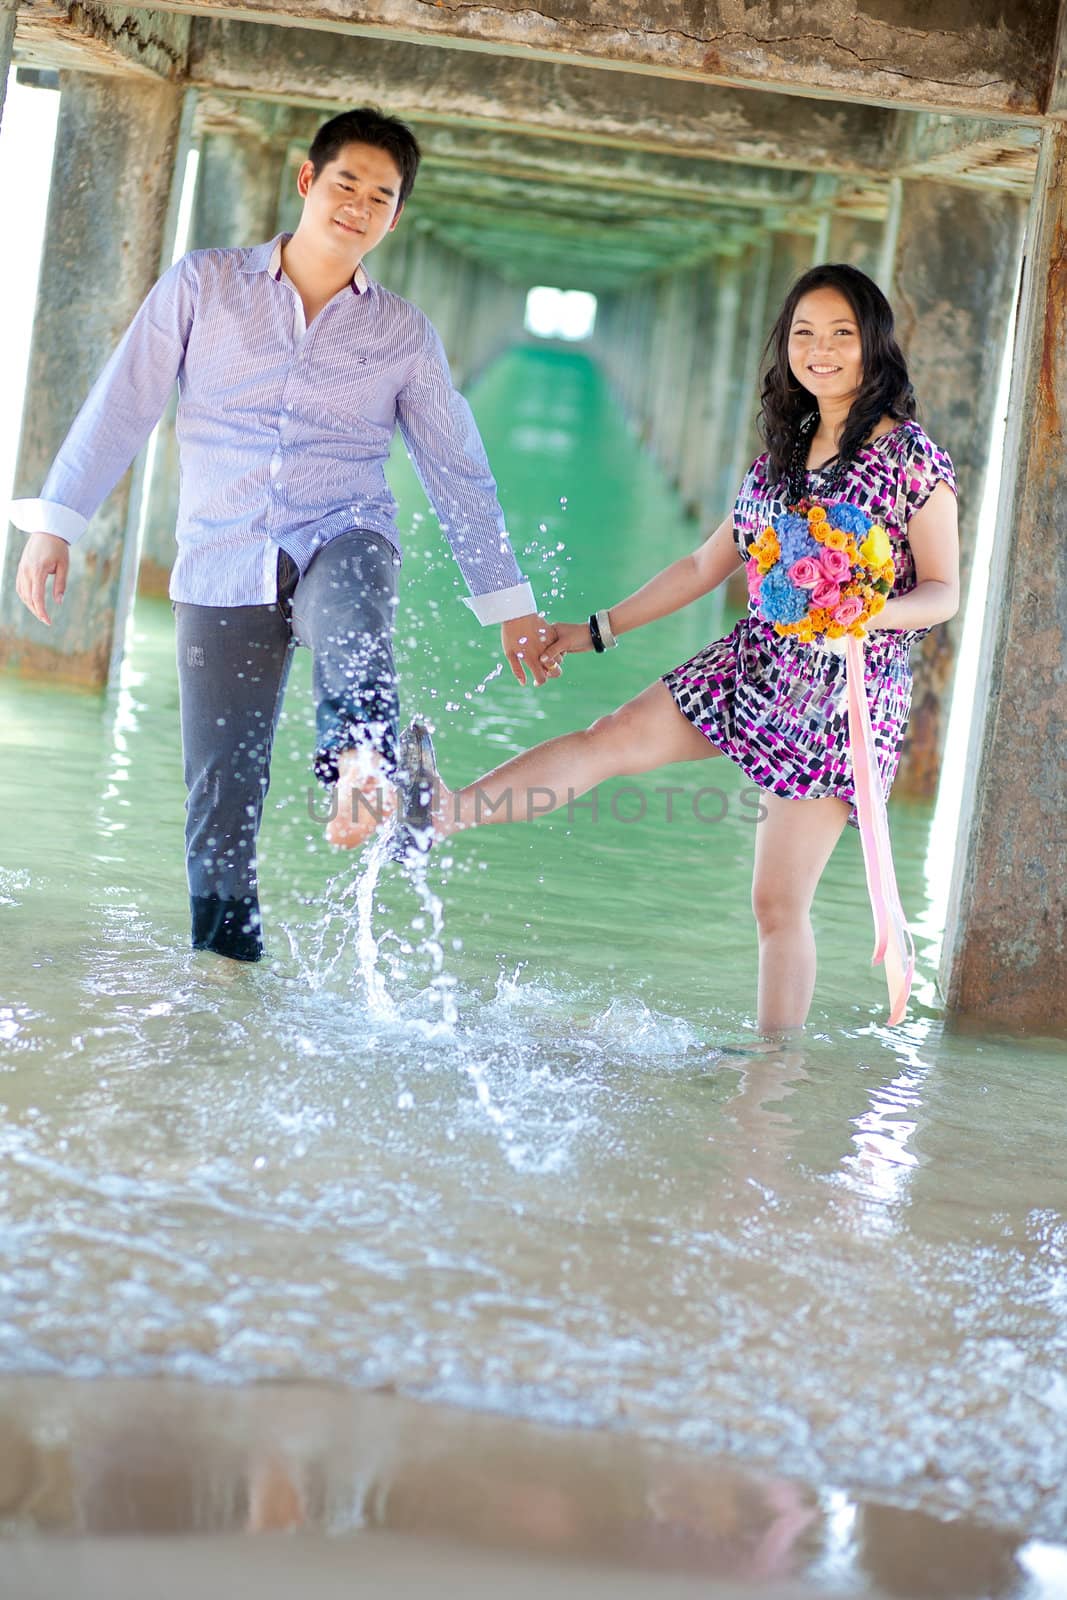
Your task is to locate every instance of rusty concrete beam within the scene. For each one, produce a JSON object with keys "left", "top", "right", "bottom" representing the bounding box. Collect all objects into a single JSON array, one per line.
[
  {"left": 893, "top": 112, "right": 1041, "bottom": 193},
  {"left": 185, "top": 20, "right": 900, "bottom": 177},
  {"left": 66, "top": 0, "right": 1066, "bottom": 121},
  {"left": 940, "top": 127, "right": 1067, "bottom": 1033},
  {"left": 411, "top": 125, "right": 820, "bottom": 211},
  {"left": 15, "top": 3, "right": 189, "bottom": 79}
]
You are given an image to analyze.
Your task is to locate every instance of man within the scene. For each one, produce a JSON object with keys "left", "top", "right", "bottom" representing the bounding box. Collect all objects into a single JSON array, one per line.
[{"left": 11, "top": 107, "right": 556, "bottom": 963}]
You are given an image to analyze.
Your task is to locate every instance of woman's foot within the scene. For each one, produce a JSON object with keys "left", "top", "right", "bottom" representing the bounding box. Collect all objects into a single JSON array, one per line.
[{"left": 325, "top": 746, "right": 395, "bottom": 849}]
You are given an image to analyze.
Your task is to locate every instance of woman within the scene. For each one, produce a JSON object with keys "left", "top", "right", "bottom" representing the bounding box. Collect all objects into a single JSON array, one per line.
[{"left": 403, "top": 265, "right": 960, "bottom": 1033}]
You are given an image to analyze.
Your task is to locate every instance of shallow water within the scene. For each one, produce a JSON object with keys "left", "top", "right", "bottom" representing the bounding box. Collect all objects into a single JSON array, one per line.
[{"left": 1, "top": 346, "right": 1065, "bottom": 1592}]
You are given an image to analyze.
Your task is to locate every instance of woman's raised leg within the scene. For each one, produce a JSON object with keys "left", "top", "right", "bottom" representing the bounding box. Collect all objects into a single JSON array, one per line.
[
  {"left": 438, "top": 679, "right": 719, "bottom": 833},
  {"left": 750, "top": 792, "right": 850, "bottom": 1033}
]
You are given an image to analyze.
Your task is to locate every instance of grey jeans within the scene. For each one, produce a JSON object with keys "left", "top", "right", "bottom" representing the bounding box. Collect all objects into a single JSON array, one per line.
[{"left": 174, "top": 530, "right": 401, "bottom": 962}]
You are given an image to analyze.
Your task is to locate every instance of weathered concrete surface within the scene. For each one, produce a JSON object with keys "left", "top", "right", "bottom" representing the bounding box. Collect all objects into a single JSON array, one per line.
[
  {"left": 940, "top": 129, "right": 1067, "bottom": 1034},
  {"left": 138, "top": 114, "right": 288, "bottom": 596},
  {"left": 891, "top": 182, "right": 1027, "bottom": 799},
  {"left": 187, "top": 21, "right": 896, "bottom": 175},
  {"left": 0, "top": 71, "right": 184, "bottom": 687},
  {"left": 83, "top": 0, "right": 1067, "bottom": 120},
  {"left": 15, "top": 4, "right": 190, "bottom": 79}
]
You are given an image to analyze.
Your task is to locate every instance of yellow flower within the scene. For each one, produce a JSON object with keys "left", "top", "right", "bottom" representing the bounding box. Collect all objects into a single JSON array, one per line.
[
  {"left": 794, "top": 617, "right": 815, "bottom": 644},
  {"left": 808, "top": 505, "right": 828, "bottom": 524},
  {"left": 879, "top": 560, "right": 896, "bottom": 585},
  {"left": 773, "top": 622, "right": 792, "bottom": 637},
  {"left": 859, "top": 524, "right": 892, "bottom": 567},
  {"left": 823, "top": 528, "right": 849, "bottom": 552},
  {"left": 849, "top": 622, "right": 867, "bottom": 638},
  {"left": 827, "top": 622, "right": 846, "bottom": 639},
  {"left": 868, "top": 593, "right": 886, "bottom": 615},
  {"left": 808, "top": 607, "right": 832, "bottom": 633}
]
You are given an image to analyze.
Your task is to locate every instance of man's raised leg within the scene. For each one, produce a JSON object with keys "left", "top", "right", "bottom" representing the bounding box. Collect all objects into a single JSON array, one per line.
[
  {"left": 174, "top": 596, "right": 293, "bottom": 960},
  {"left": 291, "top": 530, "right": 401, "bottom": 849}
]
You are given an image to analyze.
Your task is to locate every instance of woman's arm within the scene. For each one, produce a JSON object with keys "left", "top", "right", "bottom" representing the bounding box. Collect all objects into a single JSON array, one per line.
[
  {"left": 869, "top": 481, "right": 960, "bottom": 632},
  {"left": 542, "top": 516, "right": 741, "bottom": 661}
]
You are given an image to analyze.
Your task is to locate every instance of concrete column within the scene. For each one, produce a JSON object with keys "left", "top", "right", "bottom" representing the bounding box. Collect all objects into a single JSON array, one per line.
[
  {"left": 685, "top": 254, "right": 743, "bottom": 529},
  {"left": 0, "top": 71, "right": 184, "bottom": 687},
  {"left": 890, "top": 181, "right": 1026, "bottom": 798},
  {"left": 677, "top": 263, "right": 718, "bottom": 515},
  {"left": 0, "top": 0, "right": 16, "bottom": 132},
  {"left": 826, "top": 213, "right": 885, "bottom": 279},
  {"left": 139, "top": 121, "right": 288, "bottom": 595},
  {"left": 940, "top": 129, "right": 1067, "bottom": 1033},
  {"left": 648, "top": 270, "right": 694, "bottom": 481}
]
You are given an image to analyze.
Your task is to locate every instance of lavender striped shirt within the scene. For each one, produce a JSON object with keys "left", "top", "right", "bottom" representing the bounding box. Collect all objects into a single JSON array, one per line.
[{"left": 10, "top": 236, "right": 535, "bottom": 623}]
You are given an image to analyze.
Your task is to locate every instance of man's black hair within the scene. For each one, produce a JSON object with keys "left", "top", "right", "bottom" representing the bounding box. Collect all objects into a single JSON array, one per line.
[{"left": 308, "top": 108, "right": 421, "bottom": 207}]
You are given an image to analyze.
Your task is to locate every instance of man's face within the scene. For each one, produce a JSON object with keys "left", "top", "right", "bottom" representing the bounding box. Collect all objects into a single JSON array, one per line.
[{"left": 297, "top": 141, "right": 404, "bottom": 257}]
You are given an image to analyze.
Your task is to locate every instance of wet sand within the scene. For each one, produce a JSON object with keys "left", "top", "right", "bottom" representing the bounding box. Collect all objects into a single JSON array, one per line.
[{"left": 0, "top": 1377, "right": 1059, "bottom": 1599}]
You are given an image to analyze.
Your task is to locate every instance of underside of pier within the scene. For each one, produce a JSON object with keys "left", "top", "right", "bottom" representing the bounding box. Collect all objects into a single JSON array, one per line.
[{"left": 0, "top": 0, "right": 1063, "bottom": 1031}]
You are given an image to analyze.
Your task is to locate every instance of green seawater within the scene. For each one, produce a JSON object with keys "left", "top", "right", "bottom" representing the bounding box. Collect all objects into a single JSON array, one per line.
[{"left": 1, "top": 345, "right": 1065, "bottom": 1586}]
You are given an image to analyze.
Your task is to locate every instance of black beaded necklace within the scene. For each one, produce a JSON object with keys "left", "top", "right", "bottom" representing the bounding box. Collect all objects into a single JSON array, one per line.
[{"left": 784, "top": 412, "right": 854, "bottom": 506}]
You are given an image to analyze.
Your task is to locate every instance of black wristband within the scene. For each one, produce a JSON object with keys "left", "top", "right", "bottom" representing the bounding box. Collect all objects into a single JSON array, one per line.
[{"left": 588, "top": 612, "right": 605, "bottom": 653}]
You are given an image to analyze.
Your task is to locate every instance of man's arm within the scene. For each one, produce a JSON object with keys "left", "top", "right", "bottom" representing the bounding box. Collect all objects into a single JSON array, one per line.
[
  {"left": 394, "top": 322, "right": 557, "bottom": 685},
  {"left": 10, "top": 256, "right": 197, "bottom": 616}
]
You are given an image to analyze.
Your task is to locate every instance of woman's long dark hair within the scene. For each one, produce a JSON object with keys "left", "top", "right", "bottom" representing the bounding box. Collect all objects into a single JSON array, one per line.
[{"left": 758, "top": 263, "right": 916, "bottom": 487}]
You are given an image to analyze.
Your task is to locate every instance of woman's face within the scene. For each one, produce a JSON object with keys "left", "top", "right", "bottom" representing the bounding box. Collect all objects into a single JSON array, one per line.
[{"left": 787, "top": 286, "right": 864, "bottom": 406}]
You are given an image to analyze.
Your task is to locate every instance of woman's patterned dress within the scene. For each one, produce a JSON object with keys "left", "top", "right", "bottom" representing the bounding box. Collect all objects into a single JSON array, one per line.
[{"left": 663, "top": 421, "right": 956, "bottom": 821}]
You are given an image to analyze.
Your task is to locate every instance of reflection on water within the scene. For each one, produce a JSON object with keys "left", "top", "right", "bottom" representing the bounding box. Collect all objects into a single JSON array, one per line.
[
  {"left": 1, "top": 349, "right": 1065, "bottom": 1595},
  {"left": 0, "top": 1377, "right": 1062, "bottom": 1598}
]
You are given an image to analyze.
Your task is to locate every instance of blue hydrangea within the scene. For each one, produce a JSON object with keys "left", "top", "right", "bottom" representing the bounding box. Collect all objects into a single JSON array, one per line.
[
  {"left": 772, "top": 512, "right": 819, "bottom": 566},
  {"left": 758, "top": 565, "right": 809, "bottom": 624},
  {"left": 826, "top": 501, "right": 872, "bottom": 536}
]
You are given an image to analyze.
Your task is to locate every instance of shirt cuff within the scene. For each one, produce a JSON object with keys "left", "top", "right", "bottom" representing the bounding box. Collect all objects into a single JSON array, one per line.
[
  {"left": 460, "top": 579, "right": 537, "bottom": 626},
  {"left": 8, "top": 499, "right": 88, "bottom": 544}
]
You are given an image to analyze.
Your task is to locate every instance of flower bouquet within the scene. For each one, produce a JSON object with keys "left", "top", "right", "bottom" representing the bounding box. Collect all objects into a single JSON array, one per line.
[
  {"left": 746, "top": 500, "right": 894, "bottom": 646},
  {"left": 745, "top": 498, "right": 913, "bottom": 1026}
]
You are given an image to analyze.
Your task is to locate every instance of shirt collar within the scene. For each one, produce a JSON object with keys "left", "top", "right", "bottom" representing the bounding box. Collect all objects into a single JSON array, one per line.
[{"left": 242, "top": 234, "right": 369, "bottom": 295}]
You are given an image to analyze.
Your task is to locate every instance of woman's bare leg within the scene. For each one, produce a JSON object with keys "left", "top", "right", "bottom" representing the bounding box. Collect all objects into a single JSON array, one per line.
[
  {"left": 437, "top": 680, "right": 718, "bottom": 833},
  {"left": 750, "top": 791, "right": 850, "bottom": 1032}
]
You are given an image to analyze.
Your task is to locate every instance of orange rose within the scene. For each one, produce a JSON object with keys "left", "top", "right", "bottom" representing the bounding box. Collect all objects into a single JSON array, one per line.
[{"left": 823, "top": 529, "right": 849, "bottom": 552}]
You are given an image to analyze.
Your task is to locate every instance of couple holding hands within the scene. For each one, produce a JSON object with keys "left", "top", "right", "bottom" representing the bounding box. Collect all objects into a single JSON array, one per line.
[{"left": 12, "top": 107, "right": 958, "bottom": 1032}]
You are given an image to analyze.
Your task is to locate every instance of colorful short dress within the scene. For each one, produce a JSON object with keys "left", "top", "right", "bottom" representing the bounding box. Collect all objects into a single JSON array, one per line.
[{"left": 663, "top": 421, "right": 956, "bottom": 821}]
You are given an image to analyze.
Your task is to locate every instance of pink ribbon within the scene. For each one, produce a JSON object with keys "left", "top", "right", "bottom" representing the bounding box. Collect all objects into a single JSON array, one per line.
[{"left": 845, "top": 634, "right": 915, "bottom": 1025}]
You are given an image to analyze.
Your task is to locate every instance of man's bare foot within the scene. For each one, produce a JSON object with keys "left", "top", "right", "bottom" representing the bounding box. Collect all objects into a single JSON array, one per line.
[{"left": 325, "top": 746, "right": 395, "bottom": 848}]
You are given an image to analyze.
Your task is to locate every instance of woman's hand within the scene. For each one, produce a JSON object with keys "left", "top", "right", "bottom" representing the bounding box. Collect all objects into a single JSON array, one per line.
[{"left": 539, "top": 619, "right": 594, "bottom": 672}]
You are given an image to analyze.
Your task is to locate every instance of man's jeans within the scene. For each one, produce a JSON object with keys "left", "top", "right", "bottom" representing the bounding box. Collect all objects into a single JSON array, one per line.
[{"left": 174, "top": 531, "right": 401, "bottom": 962}]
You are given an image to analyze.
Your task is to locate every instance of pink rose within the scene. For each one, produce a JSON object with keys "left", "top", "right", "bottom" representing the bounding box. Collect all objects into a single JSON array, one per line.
[
  {"left": 832, "top": 596, "right": 865, "bottom": 626},
  {"left": 811, "top": 579, "right": 841, "bottom": 609},
  {"left": 745, "top": 557, "right": 763, "bottom": 601},
  {"left": 819, "top": 547, "right": 852, "bottom": 582},
  {"left": 787, "top": 557, "right": 821, "bottom": 589}
]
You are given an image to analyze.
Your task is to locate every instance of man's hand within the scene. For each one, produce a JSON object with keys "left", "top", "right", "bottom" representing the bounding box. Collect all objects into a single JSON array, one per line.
[
  {"left": 501, "top": 613, "right": 559, "bottom": 687},
  {"left": 16, "top": 533, "right": 70, "bottom": 626}
]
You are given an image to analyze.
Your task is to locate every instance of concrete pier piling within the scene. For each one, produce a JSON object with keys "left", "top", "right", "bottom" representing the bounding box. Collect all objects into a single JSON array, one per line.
[
  {"left": 891, "top": 182, "right": 1028, "bottom": 800},
  {"left": 0, "top": 71, "right": 184, "bottom": 685},
  {"left": 940, "top": 128, "right": 1067, "bottom": 1034}
]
